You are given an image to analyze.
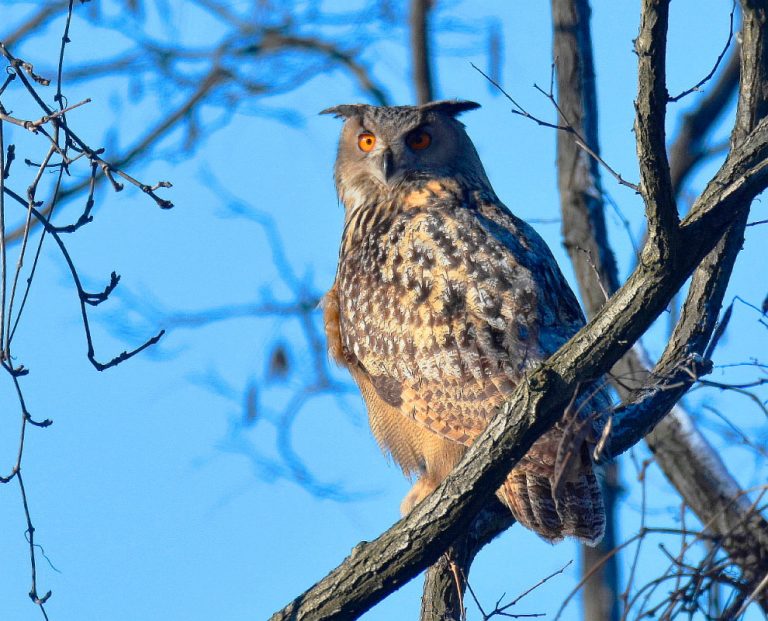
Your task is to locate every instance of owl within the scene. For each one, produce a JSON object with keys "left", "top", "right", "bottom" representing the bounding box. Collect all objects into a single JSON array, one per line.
[{"left": 321, "top": 100, "right": 606, "bottom": 543}]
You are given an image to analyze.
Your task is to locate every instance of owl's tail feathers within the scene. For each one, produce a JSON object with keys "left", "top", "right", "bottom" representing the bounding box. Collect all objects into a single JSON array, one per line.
[{"left": 497, "top": 467, "right": 605, "bottom": 546}]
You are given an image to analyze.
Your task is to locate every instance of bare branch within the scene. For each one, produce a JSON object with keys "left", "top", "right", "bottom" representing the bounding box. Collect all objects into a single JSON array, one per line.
[
  {"left": 259, "top": 32, "right": 390, "bottom": 106},
  {"left": 669, "top": 46, "right": 740, "bottom": 195},
  {"left": 4, "top": 11, "right": 395, "bottom": 244},
  {"left": 635, "top": 0, "right": 679, "bottom": 254},
  {"left": 602, "top": 0, "right": 768, "bottom": 461},
  {"left": 471, "top": 63, "right": 640, "bottom": 192},
  {"left": 420, "top": 501, "right": 513, "bottom": 621},
  {"left": 667, "top": 2, "right": 735, "bottom": 102},
  {"left": 0, "top": 98, "right": 91, "bottom": 132}
]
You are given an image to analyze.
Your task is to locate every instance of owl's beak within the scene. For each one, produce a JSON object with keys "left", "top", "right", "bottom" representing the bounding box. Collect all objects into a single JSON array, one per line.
[{"left": 381, "top": 148, "right": 396, "bottom": 183}]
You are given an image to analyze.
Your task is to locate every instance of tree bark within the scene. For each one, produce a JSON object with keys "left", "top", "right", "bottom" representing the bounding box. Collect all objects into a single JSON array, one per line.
[{"left": 419, "top": 502, "right": 512, "bottom": 621}]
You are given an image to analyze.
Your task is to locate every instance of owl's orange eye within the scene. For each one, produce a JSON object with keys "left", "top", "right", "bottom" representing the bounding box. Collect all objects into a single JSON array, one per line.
[
  {"left": 357, "top": 132, "right": 376, "bottom": 152},
  {"left": 406, "top": 130, "right": 432, "bottom": 151}
]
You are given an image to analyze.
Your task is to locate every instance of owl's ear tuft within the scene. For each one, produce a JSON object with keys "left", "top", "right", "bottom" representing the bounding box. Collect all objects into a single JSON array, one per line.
[
  {"left": 319, "top": 104, "right": 367, "bottom": 119},
  {"left": 419, "top": 100, "right": 481, "bottom": 117}
]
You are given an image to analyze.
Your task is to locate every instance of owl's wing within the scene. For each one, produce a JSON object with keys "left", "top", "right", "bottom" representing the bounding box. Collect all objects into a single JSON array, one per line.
[{"left": 336, "top": 191, "right": 587, "bottom": 446}]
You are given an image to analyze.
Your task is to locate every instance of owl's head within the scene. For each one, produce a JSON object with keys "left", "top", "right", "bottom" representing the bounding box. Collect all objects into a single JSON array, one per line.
[{"left": 321, "top": 100, "right": 488, "bottom": 208}]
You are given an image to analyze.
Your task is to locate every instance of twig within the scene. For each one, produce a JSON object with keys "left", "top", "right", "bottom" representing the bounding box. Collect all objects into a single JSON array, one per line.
[
  {"left": 0, "top": 116, "right": 6, "bottom": 359},
  {"left": 735, "top": 572, "right": 768, "bottom": 616},
  {"left": 466, "top": 561, "right": 569, "bottom": 620},
  {"left": 471, "top": 62, "right": 640, "bottom": 192},
  {"left": 0, "top": 98, "right": 91, "bottom": 132},
  {"left": 1, "top": 9, "right": 173, "bottom": 615},
  {"left": 704, "top": 300, "right": 734, "bottom": 360},
  {"left": 667, "top": 1, "right": 736, "bottom": 102}
]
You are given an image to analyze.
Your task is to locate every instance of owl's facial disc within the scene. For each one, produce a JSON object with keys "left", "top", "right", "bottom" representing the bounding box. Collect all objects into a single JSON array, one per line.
[
  {"left": 362, "top": 126, "right": 433, "bottom": 187},
  {"left": 360, "top": 138, "right": 399, "bottom": 186}
]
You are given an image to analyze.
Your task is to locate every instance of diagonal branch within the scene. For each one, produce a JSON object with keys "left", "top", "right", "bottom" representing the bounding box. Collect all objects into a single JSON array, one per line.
[
  {"left": 604, "top": 0, "right": 768, "bottom": 461},
  {"left": 2, "top": 64, "right": 222, "bottom": 244}
]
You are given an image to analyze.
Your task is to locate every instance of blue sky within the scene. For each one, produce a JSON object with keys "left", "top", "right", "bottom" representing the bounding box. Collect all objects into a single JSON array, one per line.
[{"left": 1, "top": 1, "right": 766, "bottom": 620}]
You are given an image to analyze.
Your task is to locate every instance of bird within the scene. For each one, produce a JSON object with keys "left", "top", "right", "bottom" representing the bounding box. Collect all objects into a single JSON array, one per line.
[{"left": 321, "top": 99, "right": 607, "bottom": 544}]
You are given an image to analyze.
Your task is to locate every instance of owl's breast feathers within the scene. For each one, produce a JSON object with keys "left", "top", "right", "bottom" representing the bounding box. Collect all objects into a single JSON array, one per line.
[{"left": 329, "top": 176, "right": 588, "bottom": 445}]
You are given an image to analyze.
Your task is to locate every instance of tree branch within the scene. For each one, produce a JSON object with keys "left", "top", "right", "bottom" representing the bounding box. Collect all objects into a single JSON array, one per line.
[
  {"left": 668, "top": 45, "right": 740, "bottom": 195},
  {"left": 603, "top": 0, "right": 768, "bottom": 462},
  {"left": 732, "top": 0, "right": 768, "bottom": 147},
  {"left": 635, "top": 0, "right": 679, "bottom": 254},
  {"left": 479, "top": 4, "right": 766, "bottom": 615},
  {"left": 410, "top": 0, "right": 434, "bottom": 104},
  {"left": 419, "top": 501, "right": 513, "bottom": 621},
  {"left": 4, "top": 6, "right": 393, "bottom": 245},
  {"left": 2, "top": 2, "right": 69, "bottom": 48}
]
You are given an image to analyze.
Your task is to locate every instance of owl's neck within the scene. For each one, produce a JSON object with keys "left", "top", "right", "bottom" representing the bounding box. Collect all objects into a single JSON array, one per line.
[
  {"left": 339, "top": 191, "right": 395, "bottom": 258},
  {"left": 338, "top": 173, "right": 495, "bottom": 257}
]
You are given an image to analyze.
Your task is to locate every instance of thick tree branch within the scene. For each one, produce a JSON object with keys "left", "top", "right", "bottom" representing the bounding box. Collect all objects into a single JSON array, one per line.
[
  {"left": 733, "top": 0, "right": 768, "bottom": 147},
  {"left": 419, "top": 501, "right": 512, "bottom": 621},
  {"left": 599, "top": 123, "right": 768, "bottom": 462},
  {"left": 603, "top": 0, "right": 768, "bottom": 461},
  {"left": 599, "top": 3, "right": 768, "bottom": 602},
  {"left": 635, "top": 0, "right": 679, "bottom": 254},
  {"left": 546, "top": 4, "right": 751, "bottom": 615}
]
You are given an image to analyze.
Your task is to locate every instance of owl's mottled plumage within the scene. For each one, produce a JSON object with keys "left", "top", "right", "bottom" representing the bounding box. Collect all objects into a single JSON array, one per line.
[{"left": 322, "top": 100, "right": 606, "bottom": 543}]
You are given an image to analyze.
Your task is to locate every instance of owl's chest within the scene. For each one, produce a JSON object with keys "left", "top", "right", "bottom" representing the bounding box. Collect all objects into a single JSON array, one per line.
[
  {"left": 337, "top": 209, "right": 450, "bottom": 317},
  {"left": 336, "top": 212, "right": 487, "bottom": 360},
  {"left": 336, "top": 223, "right": 407, "bottom": 352},
  {"left": 337, "top": 208, "right": 516, "bottom": 314}
]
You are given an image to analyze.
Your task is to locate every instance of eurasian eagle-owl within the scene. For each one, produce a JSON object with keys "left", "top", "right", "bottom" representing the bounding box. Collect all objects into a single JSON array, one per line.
[{"left": 321, "top": 100, "right": 606, "bottom": 543}]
